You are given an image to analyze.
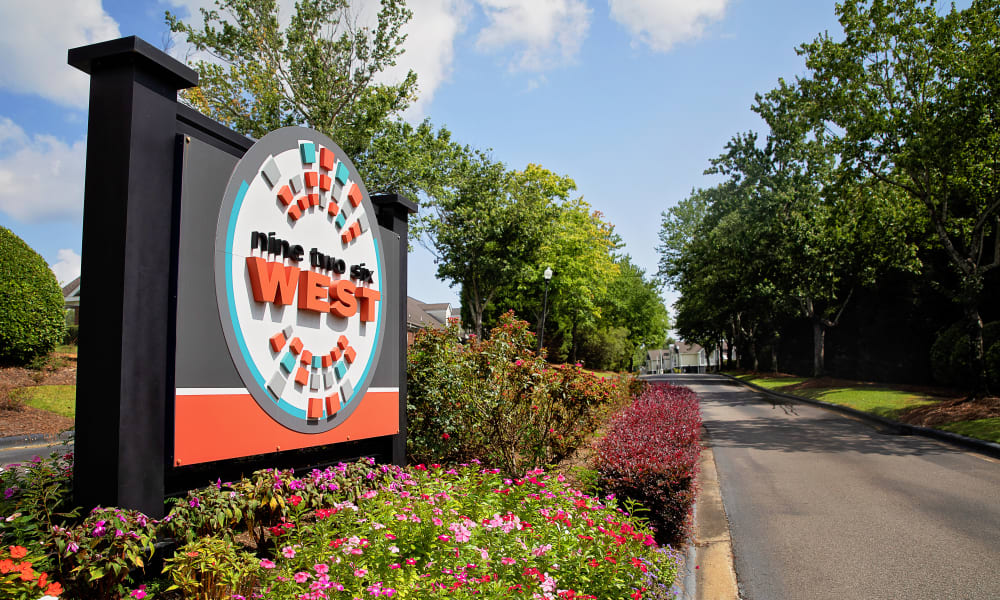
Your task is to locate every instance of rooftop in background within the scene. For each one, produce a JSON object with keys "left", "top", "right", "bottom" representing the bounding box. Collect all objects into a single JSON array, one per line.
[{"left": 406, "top": 297, "right": 460, "bottom": 345}]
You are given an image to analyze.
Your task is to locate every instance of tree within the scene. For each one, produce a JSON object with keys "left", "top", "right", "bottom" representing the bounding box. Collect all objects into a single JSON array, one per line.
[
  {"left": 423, "top": 156, "right": 561, "bottom": 339},
  {"left": 600, "top": 257, "right": 670, "bottom": 371},
  {"left": 798, "top": 0, "right": 1000, "bottom": 391},
  {"left": 354, "top": 118, "right": 468, "bottom": 199},
  {"left": 167, "top": 0, "right": 417, "bottom": 157},
  {"left": 536, "top": 201, "right": 621, "bottom": 362}
]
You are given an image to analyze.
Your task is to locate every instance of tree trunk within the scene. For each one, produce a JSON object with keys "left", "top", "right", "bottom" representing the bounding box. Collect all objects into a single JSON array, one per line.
[
  {"left": 963, "top": 303, "right": 988, "bottom": 395},
  {"left": 812, "top": 320, "right": 825, "bottom": 377}
]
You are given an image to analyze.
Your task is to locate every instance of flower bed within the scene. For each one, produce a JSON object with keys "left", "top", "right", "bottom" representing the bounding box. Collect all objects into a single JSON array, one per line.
[
  {"left": 595, "top": 383, "right": 702, "bottom": 546},
  {"left": 1, "top": 456, "right": 680, "bottom": 599}
]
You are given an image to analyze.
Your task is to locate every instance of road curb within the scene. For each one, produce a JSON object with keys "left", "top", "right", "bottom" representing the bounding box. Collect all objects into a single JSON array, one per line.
[
  {"left": 0, "top": 430, "right": 74, "bottom": 450},
  {"left": 679, "top": 428, "right": 739, "bottom": 600},
  {"left": 721, "top": 374, "right": 1000, "bottom": 459}
]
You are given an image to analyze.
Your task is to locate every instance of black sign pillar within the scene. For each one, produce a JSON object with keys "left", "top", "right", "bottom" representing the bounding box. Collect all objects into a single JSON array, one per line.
[
  {"left": 372, "top": 193, "right": 417, "bottom": 466},
  {"left": 68, "top": 38, "right": 197, "bottom": 516}
]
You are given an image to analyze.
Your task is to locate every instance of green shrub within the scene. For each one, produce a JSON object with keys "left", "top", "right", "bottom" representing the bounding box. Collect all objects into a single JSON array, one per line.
[
  {"left": 163, "top": 536, "right": 258, "bottom": 600},
  {"left": 0, "top": 227, "right": 66, "bottom": 365},
  {"left": 931, "top": 321, "right": 1000, "bottom": 389},
  {"left": 407, "top": 312, "right": 632, "bottom": 475}
]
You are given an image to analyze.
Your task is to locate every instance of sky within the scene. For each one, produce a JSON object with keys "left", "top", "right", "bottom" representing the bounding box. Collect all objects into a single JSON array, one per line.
[{"left": 0, "top": 0, "right": 848, "bottom": 324}]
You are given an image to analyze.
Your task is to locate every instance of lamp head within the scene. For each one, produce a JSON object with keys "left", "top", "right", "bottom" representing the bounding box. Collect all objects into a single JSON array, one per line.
[{"left": 543, "top": 267, "right": 553, "bottom": 280}]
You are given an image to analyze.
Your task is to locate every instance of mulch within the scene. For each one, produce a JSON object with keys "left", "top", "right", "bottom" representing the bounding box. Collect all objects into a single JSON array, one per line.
[
  {"left": 0, "top": 354, "right": 77, "bottom": 438},
  {"left": 899, "top": 395, "right": 1000, "bottom": 427}
]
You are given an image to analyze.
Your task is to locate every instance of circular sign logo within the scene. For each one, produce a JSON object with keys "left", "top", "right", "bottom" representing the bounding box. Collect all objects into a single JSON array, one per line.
[{"left": 215, "top": 127, "right": 386, "bottom": 433}]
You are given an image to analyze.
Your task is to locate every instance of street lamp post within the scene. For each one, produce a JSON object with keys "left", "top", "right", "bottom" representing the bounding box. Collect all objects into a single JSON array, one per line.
[{"left": 537, "top": 267, "right": 553, "bottom": 353}]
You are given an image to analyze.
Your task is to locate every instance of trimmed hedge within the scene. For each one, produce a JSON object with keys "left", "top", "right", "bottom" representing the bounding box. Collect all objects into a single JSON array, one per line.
[
  {"left": 595, "top": 383, "right": 702, "bottom": 547},
  {"left": 0, "top": 226, "right": 66, "bottom": 365}
]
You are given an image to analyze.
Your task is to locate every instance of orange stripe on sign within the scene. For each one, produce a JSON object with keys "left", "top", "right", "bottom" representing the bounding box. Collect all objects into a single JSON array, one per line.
[{"left": 174, "top": 390, "right": 400, "bottom": 466}]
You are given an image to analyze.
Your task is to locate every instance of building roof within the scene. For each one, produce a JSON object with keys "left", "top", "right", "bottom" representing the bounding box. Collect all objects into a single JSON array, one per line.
[
  {"left": 62, "top": 277, "right": 81, "bottom": 303},
  {"left": 646, "top": 348, "right": 670, "bottom": 361},
  {"left": 407, "top": 297, "right": 455, "bottom": 329},
  {"left": 676, "top": 342, "right": 703, "bottom": 355}
]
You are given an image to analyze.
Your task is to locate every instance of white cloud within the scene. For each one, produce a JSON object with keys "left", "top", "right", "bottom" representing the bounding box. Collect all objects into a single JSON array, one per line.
[
  {"left": 608, "top": 0, "right": 729, "bottom": 52},
  {"left": 475, "top": 0, "right": 591, "bottom": 71},
  {"left": 0, "top": 118, "right": 86, "bottom": 223},
  {"left": 165, "top": 0, "right": 470, "bottom": 120},
  {"left": 379, "top": 0, "right": 471, "bottom": 119},
  {"left": 50, "top": 249, "right": 81, "bottom": 286},
  {"left": 0, "top": 0, "right": 120, "bottom": 108}
]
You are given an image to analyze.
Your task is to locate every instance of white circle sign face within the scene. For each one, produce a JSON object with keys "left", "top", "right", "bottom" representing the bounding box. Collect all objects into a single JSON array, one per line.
[{"left": 215, "top": 127, "right": 387, "bottom": 433}]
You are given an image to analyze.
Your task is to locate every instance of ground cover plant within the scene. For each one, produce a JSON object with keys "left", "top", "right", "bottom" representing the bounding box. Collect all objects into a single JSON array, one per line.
[
  {"left": 595, "top": 383, "right": 701, "bottom": 547},
  {"left": 0, "top": 455, "right": 680, "bottom": 599}
]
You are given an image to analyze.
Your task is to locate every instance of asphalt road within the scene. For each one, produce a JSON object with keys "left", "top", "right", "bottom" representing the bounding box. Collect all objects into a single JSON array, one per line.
[
  {"left": 0, "top": 438, "right": 72, "bottom": 467},
  {"left": 653, "top": 373, "right": 1000, "bottom": 600}
]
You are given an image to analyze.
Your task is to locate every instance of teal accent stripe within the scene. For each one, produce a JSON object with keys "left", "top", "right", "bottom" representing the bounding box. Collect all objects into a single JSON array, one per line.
[{"left": 278, "top": 398, "right": 307, "bottom": 418}]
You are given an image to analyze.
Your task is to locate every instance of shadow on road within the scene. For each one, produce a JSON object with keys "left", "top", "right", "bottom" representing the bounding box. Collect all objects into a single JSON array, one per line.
[{"left": 647, "top": 373, "right": 952, "bottom": 457}]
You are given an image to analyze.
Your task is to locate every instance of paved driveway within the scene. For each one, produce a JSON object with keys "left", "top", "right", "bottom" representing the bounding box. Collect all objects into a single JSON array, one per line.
[{"left": 653, "top": 373, "right": 1000, "bottom": 600}]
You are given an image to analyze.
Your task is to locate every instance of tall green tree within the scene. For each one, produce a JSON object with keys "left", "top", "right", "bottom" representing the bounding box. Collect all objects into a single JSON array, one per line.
[
  {"left": 423, "top": 156, "right": 561, "bottom": 339},
  {"left": 798, "top": 0, "right": 1000, "bottom": 391},
  {"left": 537, "top": 202, "right": 621, "bottom": 361},
  {"left": 600, "top": 257, "right": 670, "bottom": 371},
  {"left": 167, "top": 0, "right": 417, "bottom": 158}
]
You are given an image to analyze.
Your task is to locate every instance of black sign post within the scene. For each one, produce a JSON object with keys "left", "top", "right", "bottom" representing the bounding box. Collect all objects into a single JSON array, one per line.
[{"left": 69, "top": 37, "right": 198, "bottom": 517}]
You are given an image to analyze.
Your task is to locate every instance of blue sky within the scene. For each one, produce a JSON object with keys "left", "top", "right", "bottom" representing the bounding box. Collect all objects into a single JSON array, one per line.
[{"left": 0, "top": 0, "right": 847, "bottom": 321}]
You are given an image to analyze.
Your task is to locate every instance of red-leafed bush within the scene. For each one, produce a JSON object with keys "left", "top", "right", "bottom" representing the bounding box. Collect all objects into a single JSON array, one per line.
[{"left": 595, "top": 383, "right": 702, "bottom": 546}]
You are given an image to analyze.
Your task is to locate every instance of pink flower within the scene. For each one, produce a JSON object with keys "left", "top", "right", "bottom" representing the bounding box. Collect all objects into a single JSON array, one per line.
[
  {"left": 354, "top": 568, "right": 367, "bottom": 577},
  {"left": 515, "top": 359, "right": 523, "bottom": 366},
  {"left": 314, "top": 563, "right": 329, "bottom": 574},
  {"left": 260, "top": 559, "right": 276, "bottom": 569},
  {"left": 282, "top": 546, "right": 297, "bottom": 558},
  {"left": 294, "top": 571, "right": 310, "bottom": 583},
  {"left": 442, "top": 433, "right": 450, "bottom": 440}
]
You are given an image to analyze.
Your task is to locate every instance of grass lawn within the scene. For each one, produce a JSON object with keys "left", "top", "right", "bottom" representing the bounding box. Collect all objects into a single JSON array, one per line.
[
  {"left": 730, "top": 373, "right": 940, "bottom": 419},
  {"left": 55, "top": 344, "right": 78, "bottom": 354},
  {"left": 13, "top": 385, "right": 76, "bottom": 418},
  {"left": 726, "top": 372, "right": 1000, "bottom": 445},
  {"left": 937, "top": 419, "right": 1000, "bottom": 444}
]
